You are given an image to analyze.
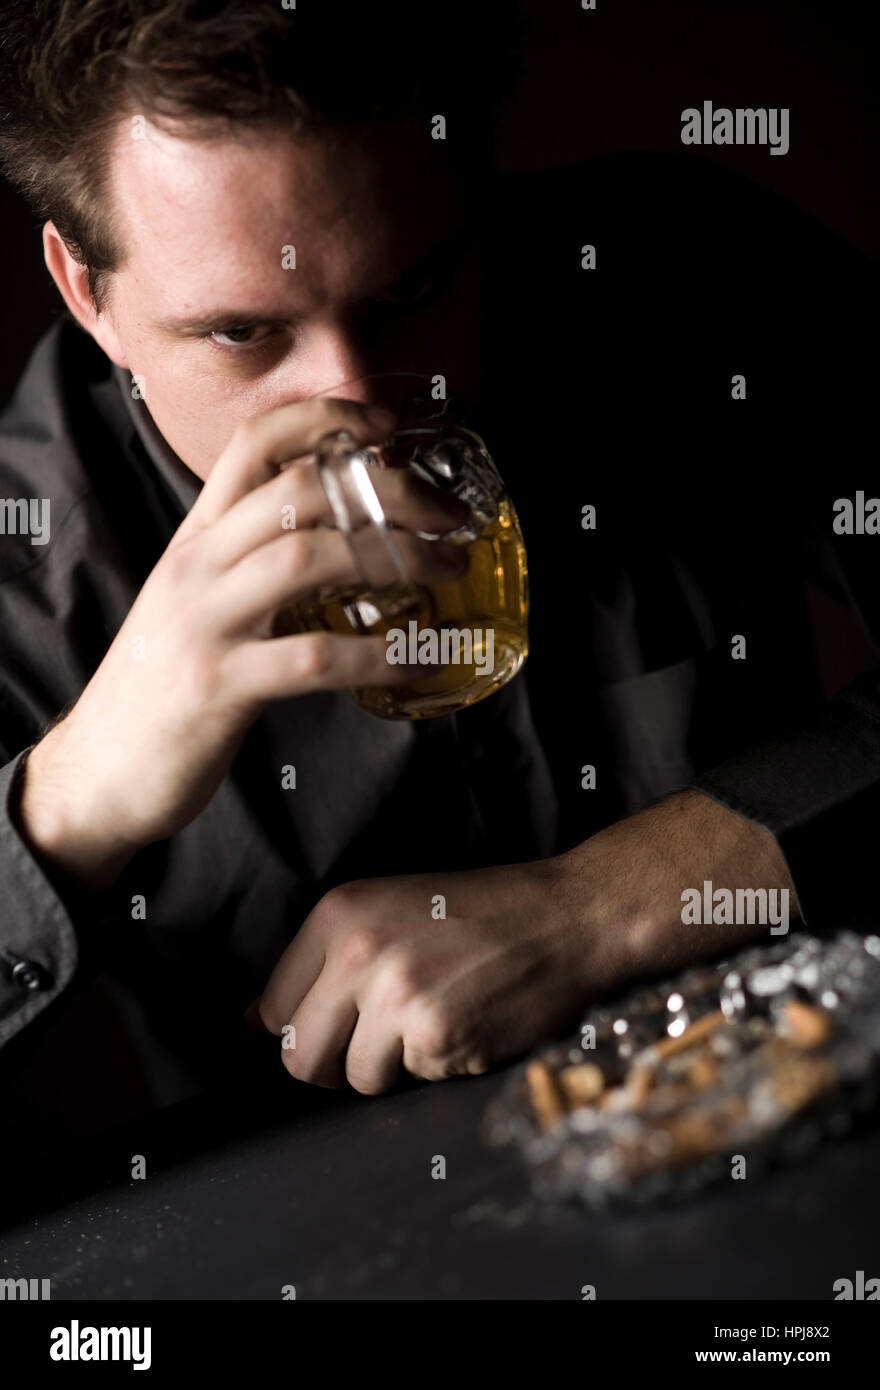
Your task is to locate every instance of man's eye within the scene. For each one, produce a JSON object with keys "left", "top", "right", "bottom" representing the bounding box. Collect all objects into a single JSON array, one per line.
[
  {"left": 375, "top": 270, "right": 438, "bottom": 306},
  {"left": 209, "top": 325, "right": 271, "bottom": 348}
]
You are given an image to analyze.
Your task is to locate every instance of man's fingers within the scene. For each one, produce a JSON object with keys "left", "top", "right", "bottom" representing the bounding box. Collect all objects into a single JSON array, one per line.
[
  {"left": 343, "top": 1014, "right": 405, "bottom": 1095},
  {"left": 280, "top": 989, "right": 360, "bottom": 1089},
  {"left": 197, "top": 460, "right": 328, "bottom": 570},
  {"left": 201, "top": 459, "right": 470, "bottom": 573},
  {"left": 229, "top": 631, "right": 424, "bottom": 701},
  {"left": 180, "top": 397, "right": 396, "bottom": 533},
  {"left": 209, "top": 527, "right": 468, "bottom": 634},
  {"left": 259, "top": 967, "right": 405, "bottom": 1093},
  {"left": 256, "top": 927, "right": 326, "bottom": 1033}
]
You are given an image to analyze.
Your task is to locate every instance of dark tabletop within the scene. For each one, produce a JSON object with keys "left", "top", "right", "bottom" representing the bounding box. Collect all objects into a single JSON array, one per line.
[{"left": 2, "top": 1046, "right": 879, "bottom": 1301}]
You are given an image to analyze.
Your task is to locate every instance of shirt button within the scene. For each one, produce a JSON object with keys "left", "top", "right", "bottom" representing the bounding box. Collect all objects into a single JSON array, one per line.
[{"left": 11, "top": 959, "right": 47, "bottom": 991}]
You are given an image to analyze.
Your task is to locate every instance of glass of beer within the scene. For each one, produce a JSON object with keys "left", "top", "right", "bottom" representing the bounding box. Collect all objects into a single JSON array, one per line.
[{"left": 284, "top": 373, "right": 529, "bottom": 719}]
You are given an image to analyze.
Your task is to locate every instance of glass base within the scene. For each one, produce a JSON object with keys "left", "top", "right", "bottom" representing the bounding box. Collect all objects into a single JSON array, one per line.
[{"left": 349, "top": 640, "right": 528, "bottom": 719}]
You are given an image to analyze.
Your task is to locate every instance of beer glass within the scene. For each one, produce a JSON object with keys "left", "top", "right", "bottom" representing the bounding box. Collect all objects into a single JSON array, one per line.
[{"left": 284, "top": 374, "right": 529, "bottom": 719}]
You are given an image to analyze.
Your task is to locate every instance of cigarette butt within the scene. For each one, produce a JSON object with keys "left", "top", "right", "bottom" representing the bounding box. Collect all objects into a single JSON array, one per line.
[
  {"left": 648, "top": 1009, "right": 726, "bottom": 1062},
  {"left": 765, "top": 1047, "right": 836, "bottom": 1114},
  {"left": 558, "top": 1063, "right": 605, "bottom": 1107},
  {"left": 781, "top": 999, "right": 832, "bottom": 1050},
  {"left": 597, "top": 1064, "right": 654, "bottom": 1112},
  {"left": 686, "top": 1049, "right": 719, "bottom": 1090},
  {"left": 663, "top": 1110, "right": 719, "bottom": 1160},
  {"left": 615, "top": 1092, "right": 752, "bottom": 1179},
  {"left": 525, "top": 1060, "right": 565, "bottom": 1131},
  {"left": 599, "top": 1086, "right": 629, "bottom": 1112},
  {"left": 616, "top": 1111, "right": 717, "bottom": 1179},
  {"left": 624, "top": 1064, "right": 655, "bottom": 1106}
]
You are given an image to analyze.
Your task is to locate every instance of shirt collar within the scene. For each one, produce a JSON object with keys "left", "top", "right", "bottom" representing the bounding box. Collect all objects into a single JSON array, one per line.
[{"left": 112, "top": 365, "right": 202, "bottom": 515}]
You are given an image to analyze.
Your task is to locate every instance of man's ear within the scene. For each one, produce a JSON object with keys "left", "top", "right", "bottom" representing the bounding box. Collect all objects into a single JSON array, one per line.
[{"left": 42, "top": 221, "right": 129, "bottom": 368}]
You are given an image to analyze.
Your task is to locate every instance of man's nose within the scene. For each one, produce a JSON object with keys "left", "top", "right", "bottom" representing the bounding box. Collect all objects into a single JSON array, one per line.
[{"left": 306, "top": 328, "right": 374, "bottom": 405}]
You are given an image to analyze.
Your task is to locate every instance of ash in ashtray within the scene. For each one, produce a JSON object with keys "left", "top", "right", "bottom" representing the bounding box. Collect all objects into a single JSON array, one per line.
[{"left": 483, "top": 931, "right": 880, "bottom": 1208}]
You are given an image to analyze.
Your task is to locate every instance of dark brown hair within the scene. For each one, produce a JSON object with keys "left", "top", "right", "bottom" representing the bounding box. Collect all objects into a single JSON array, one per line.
[{"left": 0, "top": 0, "right": 520, "bottom": 308}]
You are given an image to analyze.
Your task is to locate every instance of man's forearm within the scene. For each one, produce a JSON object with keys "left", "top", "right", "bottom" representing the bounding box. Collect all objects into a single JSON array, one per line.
[{"left": 556, "top": 787, "right": 802, "bottom": 984}]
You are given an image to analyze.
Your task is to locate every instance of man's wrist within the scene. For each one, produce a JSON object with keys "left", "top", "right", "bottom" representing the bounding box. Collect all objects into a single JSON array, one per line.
[{"left": 11, "top": 736, "right": 138, "bottom": 895}]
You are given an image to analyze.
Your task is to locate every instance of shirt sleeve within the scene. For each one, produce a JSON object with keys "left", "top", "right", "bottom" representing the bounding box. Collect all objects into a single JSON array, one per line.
[
  {"left": 0, "top": 748, "right": 80, "bottom": 1048},
  {"left": 689, "top": 665, "right": 880, "bottom": 929}
]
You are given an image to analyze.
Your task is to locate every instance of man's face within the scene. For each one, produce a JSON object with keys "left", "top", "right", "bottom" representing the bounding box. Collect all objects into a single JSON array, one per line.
[{"left": 94, "top": 118, "right": 483, "bottom": 479}]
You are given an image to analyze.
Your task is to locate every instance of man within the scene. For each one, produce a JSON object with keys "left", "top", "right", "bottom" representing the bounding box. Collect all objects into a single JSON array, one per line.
[{"left": 0, "top": 1, "right": 875, "bottom": 1130}]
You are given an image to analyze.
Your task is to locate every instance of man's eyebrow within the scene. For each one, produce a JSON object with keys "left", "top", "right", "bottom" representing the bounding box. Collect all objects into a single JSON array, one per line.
[
  {"left": 154, "top": 308, "right": 293, "bottom": 336},
  {"left": 154, "top": 231, "right": 476, "bottom": 336}
]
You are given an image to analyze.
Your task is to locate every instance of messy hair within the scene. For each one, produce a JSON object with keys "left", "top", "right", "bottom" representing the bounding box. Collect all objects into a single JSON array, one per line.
[{"left": 0, "top": 0, "right": 520, "bottom": 309}]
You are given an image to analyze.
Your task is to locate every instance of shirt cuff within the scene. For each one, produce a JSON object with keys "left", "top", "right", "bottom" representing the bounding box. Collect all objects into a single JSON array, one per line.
[
  {"left": 689, "top": 670, "right": 880, "bottom": 930},
  {"left": 0, "top": 750, "right": 80, "bottom": 1046}
]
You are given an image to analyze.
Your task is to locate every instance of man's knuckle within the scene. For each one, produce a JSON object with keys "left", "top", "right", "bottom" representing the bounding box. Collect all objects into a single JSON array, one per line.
[
  {"left": 406, "top": 1001, "right": 455, "bottom": 1059},
  {"left": 284, "top": 529, "right": 315, "bottom": 576},
  {"left": 320, "top": 880, "right": 370, "bottom": 912},
  {"left": 378, "top": 952, "right": 422, "bottom": 1008},
  {"left": 303, "top": 397, "right": 345, "bottom": 433},
  {"left": 309, "top": 882, "right": 371, "bottom": 936},
  {"left": 296, "top": 632, "right": 336, "bottom": 681},
  {"left": 335, "top": 924, "right": 383, "bottom": 974}
]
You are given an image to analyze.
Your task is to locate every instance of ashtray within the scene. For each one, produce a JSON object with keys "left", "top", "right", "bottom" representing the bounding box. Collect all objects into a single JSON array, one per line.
[{"left": 483, "top": 930, "right": 880, "bottom": 1208}]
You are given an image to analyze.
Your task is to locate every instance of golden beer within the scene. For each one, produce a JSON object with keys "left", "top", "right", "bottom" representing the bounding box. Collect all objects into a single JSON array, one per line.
[{"left": 287, "top": 495, "right": 529, "bottom": 719}]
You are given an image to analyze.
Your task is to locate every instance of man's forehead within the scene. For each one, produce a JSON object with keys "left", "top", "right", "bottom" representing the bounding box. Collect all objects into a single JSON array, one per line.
[{"left": 108, "top": 116, "right": 462, "bottom": 310}]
